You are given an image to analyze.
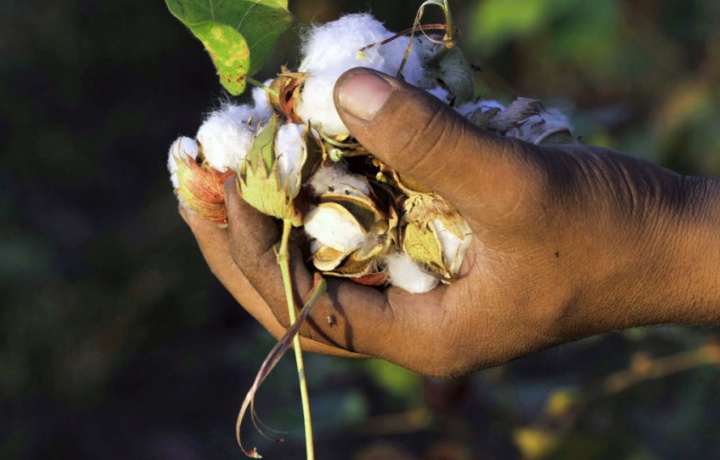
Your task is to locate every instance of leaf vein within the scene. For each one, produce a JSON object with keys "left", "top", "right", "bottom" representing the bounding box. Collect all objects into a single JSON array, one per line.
[{"left": 236, "top": 0, "right": 260, "bottom": 30}]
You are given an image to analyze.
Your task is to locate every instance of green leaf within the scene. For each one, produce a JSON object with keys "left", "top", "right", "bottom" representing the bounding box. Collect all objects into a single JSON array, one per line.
[
  {"left": 166, "top": 0, "right": 292, "bottom": 95},
  {"left": 248, "top": 114, "right": 278, "bottom": 176}
]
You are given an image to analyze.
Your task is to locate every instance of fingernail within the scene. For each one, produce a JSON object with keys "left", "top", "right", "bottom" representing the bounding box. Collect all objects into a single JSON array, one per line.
[{"left": 337, "top": 70, "right": 393, "bottom": 121}]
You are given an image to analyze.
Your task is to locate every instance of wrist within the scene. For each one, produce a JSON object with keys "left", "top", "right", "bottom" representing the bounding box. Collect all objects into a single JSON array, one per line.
[
  {"left": 552, "top": 161, "right": 720, "bottom": 338},
  {"left": 602, "top": 173, "right": 720, "bottom": 328},
  {"left": 660, "top": 176, "right": 720, "bottom": 323}
]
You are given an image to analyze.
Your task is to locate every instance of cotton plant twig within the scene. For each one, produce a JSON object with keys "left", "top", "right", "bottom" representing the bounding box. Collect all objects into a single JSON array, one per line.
[
  {"left": 236, "top": 265, "right": 326, "bottom": 459},
  {"left": 277, "top": 219, "right": 316, "bottom": 460}
]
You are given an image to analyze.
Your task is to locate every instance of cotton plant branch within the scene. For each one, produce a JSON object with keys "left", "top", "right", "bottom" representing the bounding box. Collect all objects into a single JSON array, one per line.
[
  {"left": 277, "top": 219, "right": 316, "bottom": 460},
  {"left": 236, "top": 270, "right": 326, "bottom": 459}
]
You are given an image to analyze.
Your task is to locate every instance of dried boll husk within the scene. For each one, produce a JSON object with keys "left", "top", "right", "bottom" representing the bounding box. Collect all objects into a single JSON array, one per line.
[
  {"left": 401, "top": 196, "right": 471, "bottom": 279},
  {"left": 305, "top": 186, "right": 398, "bottom": 285},
  {"left": 237, "top": 115, "right": 321, "bottom": 227},
  {"left": 169, "top": 137, "right": 235, "bottom": 224},
  {"left": 468, "top": 97, "right": 576, "bottom": 145},
  {"left": 376, "top": 164, "right": 471, "bottom": 279},
  {"left": 420, "top": 42, "right": 476, "bottom": 106},
  {"left": 268, "top": 69, "right": 308, "bottom": 124}
]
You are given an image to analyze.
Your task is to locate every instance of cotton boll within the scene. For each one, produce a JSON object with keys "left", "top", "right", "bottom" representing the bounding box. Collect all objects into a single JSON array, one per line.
[
  {"left": 295, "top": 72, "right": 350, "bottom": 136},
  {"left": 167, "top": 136, "right": 198, "bottom": 190},
  {"left": 297, "top": 14, "right": 404, "bottom": 137},
  {"left": 456, "top": 99, "right": 505, "bottom": 117},
  {"left": 432, "top": 218, "right": 472, "bottom": 276},
  {"left": 385, "top": 252, "right": 439, "bottom": 293},
  {"left": 196, "top": 103, "right": 256, "bottom": 172},
  {"left": 378, "top": 36, "right": 428, "bottom": 87},
  {"left": 304, "top": 204, "right": 368, "bottom": 253},
  {"left": 309, "top": 162, "right": 371, "bottom": 197},
  {"left": 274, "top": 123, "right": 306, "bottom": 198},
  {"left": 426, "top": 86, "right": 453, "bottom": 104},
  {"left": 531, "top": 107, "right": 574, "bottom": 144},
  {"left": 299, "top": 14, "right": 391, "bottom": 74},
  {"left": 252, "top": 81, "right": 274, "bottom": 122}
]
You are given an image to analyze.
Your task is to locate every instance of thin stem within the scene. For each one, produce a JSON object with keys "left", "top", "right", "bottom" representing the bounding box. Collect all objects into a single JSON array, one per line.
[
  {"left": 277, "top": 219, "right": 314, "bottom": 460},
  {"left": 248, "top": 76, "right": 280, "bottom": 99}
]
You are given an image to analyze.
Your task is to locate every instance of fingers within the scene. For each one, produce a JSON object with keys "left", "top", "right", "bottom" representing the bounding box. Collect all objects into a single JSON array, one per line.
[
  {"left": 179, "top": 194, "right": 360, "bottom": 357},
  {"left": 334, "top": 68, "right": 543, "bottom": 224},
  {"left": 223, "top": 178, "right": 462, "bottom": 372},
  {"left": 179, "top": 202, "right": 282, "bottom": 333}
]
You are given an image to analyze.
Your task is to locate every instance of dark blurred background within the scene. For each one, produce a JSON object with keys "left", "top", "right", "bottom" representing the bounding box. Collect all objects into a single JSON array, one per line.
[{"left": 2, "top": 0, "right": 719, "bottom": 458}]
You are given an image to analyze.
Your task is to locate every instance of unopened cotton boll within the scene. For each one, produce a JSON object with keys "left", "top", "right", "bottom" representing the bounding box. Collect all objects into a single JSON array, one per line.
[
  {"left": 167, "top": 136, "right": 198, "bottom": 190},
  {"left": 432, "top": 218, "right": 472, "bottom": 276},
  {"left": 304, "top": 205, "right": 368, "bottom": 253},
  {"left": 274, "top": 123, "right": 307, "bottom": 198},
  {"left": 385, "top": 252, "right": 439, "bottom": 294},
  {"left": 196, "top": 103, "right": 256, "bottom": 172}
]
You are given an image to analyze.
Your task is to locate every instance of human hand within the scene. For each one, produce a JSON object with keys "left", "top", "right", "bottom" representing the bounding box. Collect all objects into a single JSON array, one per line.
[{"left": 183, "top": 68, "right": 720, "bottom": 378}]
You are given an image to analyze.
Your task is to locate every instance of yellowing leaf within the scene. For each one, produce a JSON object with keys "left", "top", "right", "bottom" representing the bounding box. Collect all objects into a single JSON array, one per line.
[{"left": 166, "top": 0, "right": 292, "bottom": 95}]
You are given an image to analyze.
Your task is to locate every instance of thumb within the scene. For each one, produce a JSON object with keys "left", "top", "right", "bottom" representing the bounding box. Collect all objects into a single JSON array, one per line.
[{"left": 333, "top": 67, "right": 539, "bottom": 217}]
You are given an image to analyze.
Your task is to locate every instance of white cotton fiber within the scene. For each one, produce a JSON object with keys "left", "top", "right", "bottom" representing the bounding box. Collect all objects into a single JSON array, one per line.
[
  {"left": 274, "top": 123, "right": 306, "bottom": 197},
  {"left": 377, "top": 35, "right": 428, "bottom": 87},
  {"left": 432, "top": 218, "right": 472, "bottom": 276},
  {"left": 303, "top": 204, "right": 368, "bottom": 253},
  {"left": 296, "top": 14, "right": 431, "bottom": 137},
  {"left": 295, "top": 72, "right": 350, "bottom": 137},
  {"left": 167, "top": 136, "right": 198, "bottom": 189},
  {"left": 426, "top": 86, "right": 452, "bottom": 104},
  {"left": 385, "top": 252, "right": 439, "bottom": 294},
  {"left": 309, "top": 162, "right": 371, "bottom": 197},
  {"left": 196, "top": 103, "right": 256, "bottom": 171},
  {"left": 252, "top": 81, "right": 274, "bottom": 122},
  {"left": 456, "top": 99, "right": 505, "bottom": 117},
  {"left": 299, "top": 14, "right": 391, "bottom": 74}
]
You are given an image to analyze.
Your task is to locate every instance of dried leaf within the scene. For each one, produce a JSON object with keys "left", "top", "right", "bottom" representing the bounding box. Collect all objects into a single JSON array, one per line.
[{"left": 173, "top": 140, "right": 234, "bottom": 224}]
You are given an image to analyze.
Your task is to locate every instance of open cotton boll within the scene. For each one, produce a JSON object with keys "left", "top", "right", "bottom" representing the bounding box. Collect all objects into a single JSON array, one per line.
[
  {"left": 298, "top": 14, "right": 391, "bottom": 74},
  {"left": 385, "top": 252, "right": 439, "bottom": 293},
  {"left": 426, "top": 86, "right": 453, "bottom": 104},
  {"left": 432, "top": 218, "right": 472, "bottom": 276},
  {"left": 295, "top": 72, "right": 350, "bottom": 137},
  {"left": 196, "top": 103, "right": 256, "bottom": 172},
  {"left": 456, "top": 99, "right": 505, "bottom": 117},
  {"left": 309, "top": 162, "right": 371, "bottom": 197},
  {"left": 297, "top": 14, "right": 408, "bottom": 137},
  {"left": 378, "top": 35, "right": 428, "bottom": 87},
  {"left": 274, "top": 123, "right": 307, "bottom": 198},
  {"left": 304, "top": 204, "right": 368, "bottom": 253},
  {"left": 167, "top": 136, "right": 198, "bottom": 190},
  {"left": 252, "top": 82, "right": 273, "bottom": 122}
]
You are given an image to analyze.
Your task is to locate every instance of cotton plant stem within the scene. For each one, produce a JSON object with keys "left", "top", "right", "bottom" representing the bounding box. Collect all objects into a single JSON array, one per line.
[
  {"left": 247, "top": 76, "right": 280, "bottom": 99},
  {"left": 277, "top": 219, "right": 315, "bottom": 460}
]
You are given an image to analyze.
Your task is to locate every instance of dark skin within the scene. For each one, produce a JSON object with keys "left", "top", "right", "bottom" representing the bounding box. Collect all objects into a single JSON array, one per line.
[{"left": 181, "top": 68, "right": 720, "bottom": 378}]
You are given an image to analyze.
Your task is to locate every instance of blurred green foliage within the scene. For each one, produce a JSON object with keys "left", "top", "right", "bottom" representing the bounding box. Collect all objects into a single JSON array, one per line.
[{"left": 1, "top": 0, "right": 718, "bottom": 459}]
